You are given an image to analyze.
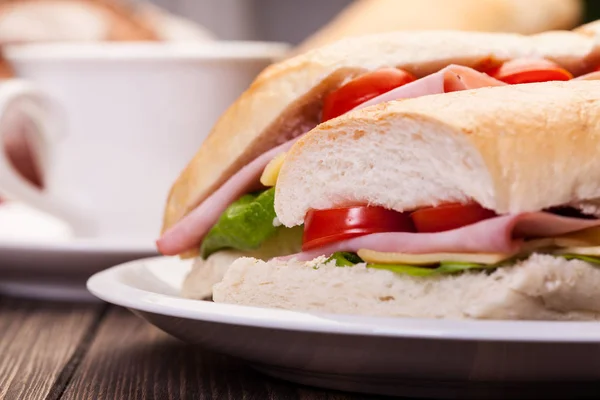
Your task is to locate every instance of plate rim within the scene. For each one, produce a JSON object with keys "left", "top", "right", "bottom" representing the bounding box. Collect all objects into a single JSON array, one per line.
[
  {"left": 87, "top": 255, "right": 600, "bottom": 343},
  {"left": 0, "top": 237, "right": 157, "bottom": 254}
]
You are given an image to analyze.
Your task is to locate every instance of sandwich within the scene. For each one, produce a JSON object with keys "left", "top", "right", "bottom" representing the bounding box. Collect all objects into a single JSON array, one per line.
[
  {"left": 213, "top": 80, "right": 600, "bottom": 321},
  {"left": 294, "top": 0, "right": 583, "bottom": 54},
  {"left": 156, "top": 28, "right": 600, "bottom": 300}
]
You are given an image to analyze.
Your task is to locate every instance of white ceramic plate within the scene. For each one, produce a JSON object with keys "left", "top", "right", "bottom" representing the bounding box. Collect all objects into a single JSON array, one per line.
[
  {"left": 0, "top": 238, "right": 157, "bottom": 301},
  {"left": 87, "top": 256, "right": 600, "bottom": 399},
  {"left": 0, "top": 203, "right": 157, "bottom": 300}
]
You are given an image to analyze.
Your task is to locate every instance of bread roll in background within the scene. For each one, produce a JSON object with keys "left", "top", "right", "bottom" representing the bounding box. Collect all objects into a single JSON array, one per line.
[
  {"left": 294, "top": 0, "right": 583, "bottom": 54},
  {"left": 0, "top": 0, "right": 213, "bottom": 44},
  {"left": 0, "top": 0, "right": 157, "bottom": 42}
]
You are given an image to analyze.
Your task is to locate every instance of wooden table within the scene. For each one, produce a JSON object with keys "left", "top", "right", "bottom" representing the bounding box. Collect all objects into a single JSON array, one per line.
[
  {"left": 5, "top": 297, "right": 600, "bottom": 400},
  {"left": 0, "top": 296, "right": 387, "bottom": 400}
]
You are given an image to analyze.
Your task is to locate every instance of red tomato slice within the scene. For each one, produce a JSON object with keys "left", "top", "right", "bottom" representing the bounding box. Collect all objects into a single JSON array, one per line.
[
  {"left": 411, "top": 203, "right": 497, "bottom": 233},
  {"left": 486, "top": 58, "right": 572, "bottom": 84},
  {"left": 321, "top": 68, "right": 416, "bottom": 122},
  {"left": 302, "top": 206, "right": 415, "bottom": 251}
]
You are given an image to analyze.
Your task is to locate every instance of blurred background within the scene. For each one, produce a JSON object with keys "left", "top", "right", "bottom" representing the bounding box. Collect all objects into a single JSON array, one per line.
[
  {"left": 1, "top": 0, "right": 599, "bottom": 49},
  {"left": 151, "top": 0, "right": 600, "bottom": 44},
  {"left": 149, "top": 0, "right": 356, "bottom": 43},
  {"left": 0, "top": 0, "right": 598, "bottom": 235},
  {"left": 1, "top": 0, "right": 600, "bottom": 297},
  {"left": 0, "top": 0, "right": 597, "bottom": 211}
]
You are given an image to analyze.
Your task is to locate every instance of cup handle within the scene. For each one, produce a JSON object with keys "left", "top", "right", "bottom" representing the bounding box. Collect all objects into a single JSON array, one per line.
[{"left": 0, "top": 79, "right": 95, "bottom": 236}]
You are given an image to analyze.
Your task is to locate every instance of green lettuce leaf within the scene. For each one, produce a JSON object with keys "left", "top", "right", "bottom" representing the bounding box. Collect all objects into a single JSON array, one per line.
[
  {"left": 326, "top": 252, "right": 364, "bottom": 266},
  {"left": 370, "top": 254, "right": 600, "bottom": 276},
  {"left": 324, "top": 252, "right": 497, "bottom": 276},
  {"left": 201, "top": 188, "right": 282, "bottom": 258},
  {"left": 559, "top": 254, "right": 600, "bottom": 265},
  {"left": 322, "top": 252, "right": 600, "bottom": 277},
  {"left": 368, "top": 261, "right": 488, "bottom": 276}
]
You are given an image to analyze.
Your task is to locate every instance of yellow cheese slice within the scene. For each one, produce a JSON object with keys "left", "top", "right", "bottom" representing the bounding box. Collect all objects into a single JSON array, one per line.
[
  {"left": 260, "top": 152, "right": 287, "bottom": 187},
  {"left": 357, "top": 249, "right": 514, "bottom": 265},
  {"left": 553, "top": 246, "right": 600, "bottom": 256},
  {"left": 358, "top": 230, "right": 600, "bottom": 266},
  {"left": 357, "top": 227, "right": 600, "bottom": 266},
  {"left": 357, "top": 227, "right": 600, "bottom": 265}
]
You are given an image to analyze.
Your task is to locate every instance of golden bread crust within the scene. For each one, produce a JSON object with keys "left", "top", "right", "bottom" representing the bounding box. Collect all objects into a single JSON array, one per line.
[
  {"left": 163, "top": 28, "right": 600, "bottom": 257},
  {"left": 276, "top": 81, "right": 600, "bottom": 224}
]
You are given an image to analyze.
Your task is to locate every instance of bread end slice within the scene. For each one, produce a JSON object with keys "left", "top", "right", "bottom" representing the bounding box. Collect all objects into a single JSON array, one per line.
[{"left": 213, "top": 253, "right": 600, "bottom": 320}]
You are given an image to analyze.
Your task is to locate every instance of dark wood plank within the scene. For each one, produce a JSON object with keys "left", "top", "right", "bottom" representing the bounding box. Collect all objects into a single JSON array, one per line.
[
  {"left": 0, "top": 297, "right": 105, "bottom": 400},
  {"left": 62, "top": 307, "right": 382, "bottom": 400}
]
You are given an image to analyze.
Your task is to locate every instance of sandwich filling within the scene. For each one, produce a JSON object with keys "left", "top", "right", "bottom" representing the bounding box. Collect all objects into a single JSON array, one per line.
[
  {"left": 198, "top": 176, "right": 600, "bottom": 276},
  {"left": 157, "top": 59, "right": 600, "bottom": 274}
]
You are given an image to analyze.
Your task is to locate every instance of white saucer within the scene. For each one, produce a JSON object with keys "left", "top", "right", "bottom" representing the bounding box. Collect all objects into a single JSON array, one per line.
[
  {"left": 0, "top": 202, "right": 157, "bottom": 300},
  {"left": 88, "top": 256, "right": 600, "bottom": 399}
]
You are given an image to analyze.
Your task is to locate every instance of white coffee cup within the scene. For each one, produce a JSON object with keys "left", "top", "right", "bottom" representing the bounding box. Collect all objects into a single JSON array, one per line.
[{"left": 0, "top": 41, "right": 288, "bottom": 242}]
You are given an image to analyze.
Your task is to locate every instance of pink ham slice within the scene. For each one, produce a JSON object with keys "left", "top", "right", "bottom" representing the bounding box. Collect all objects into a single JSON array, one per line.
[
  {"left": 157, "top": 66, "right": 506, "bottom": 256},
  {"left": 156, "top": 139, "right": 298, "bottom": 255},
  {"left": 281, "top": 212, "right": 600, "bottom": 261},
  {"left": 354, "top": 64, "right": 506, "bottom": 110}
]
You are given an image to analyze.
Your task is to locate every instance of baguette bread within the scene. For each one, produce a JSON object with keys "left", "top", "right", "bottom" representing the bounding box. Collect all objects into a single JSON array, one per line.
[
  {"left": 294, "top": 0, "right": 583, "bottom": 54},
  {"left": 274, "top": 81, "right": 600, "bottom": 226},
  {"left": 161, "top": 29, "right": 600, "bottom": 260},
  {"left": 212, "top": 253, "right": 600, "bottom": 320},
  {"left": 182, "top": 226, "right": 303, "bottom": 300},
  {"left": 181, "top": 250, "right": 245, "bottom": 300},
  {"left": 210, "top": 80, "right": 600, "bottom": 320}
]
